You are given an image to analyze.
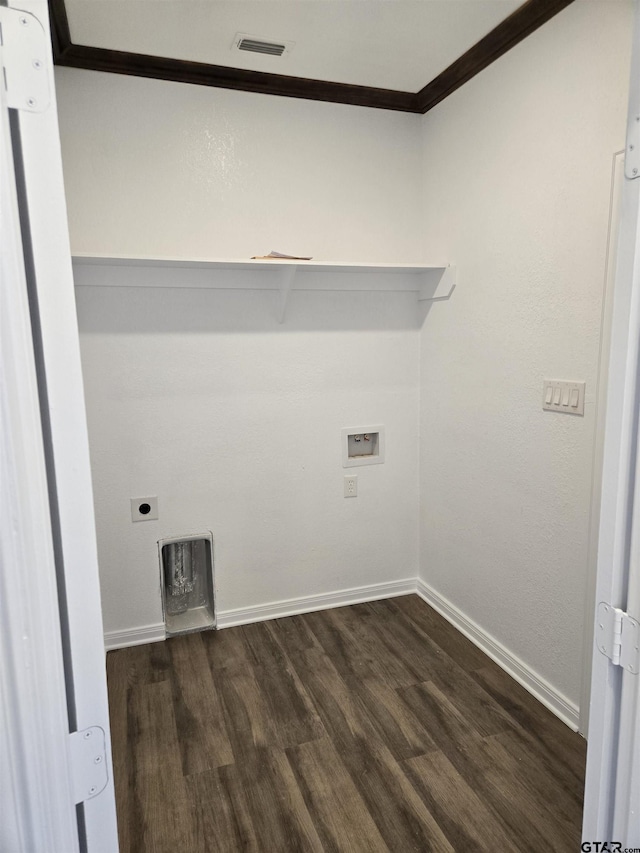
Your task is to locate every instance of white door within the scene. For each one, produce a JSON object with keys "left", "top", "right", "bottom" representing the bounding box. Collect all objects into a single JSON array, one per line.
[
  {"left": 583, "top": 4, "right": 640, "bottom": 847},
  {"left": 0, "top": 2, "right": 119, "bottom": 850}
]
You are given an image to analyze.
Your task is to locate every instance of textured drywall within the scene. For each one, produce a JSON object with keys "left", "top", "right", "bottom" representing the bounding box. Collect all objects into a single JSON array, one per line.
[
  {"left": 417, "top": 0, "right": 633, "bottom": 713},
  {"left": 57, "top": 3, "right": 633, "bottom": 723},
  {"left": 55, "top": 68, "right": 422, "bottom": 263},
  {"left": 75, "top": 279, "right": 420, "bottom": 634},
  {"left": 56, "top": 72, "right": 424, "bottom": 634}
]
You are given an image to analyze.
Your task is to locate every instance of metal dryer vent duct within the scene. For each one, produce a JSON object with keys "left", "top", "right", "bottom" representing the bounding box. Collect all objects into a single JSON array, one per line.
[{"left": 160, "top": 534, "right": 215, "bottom": 637}]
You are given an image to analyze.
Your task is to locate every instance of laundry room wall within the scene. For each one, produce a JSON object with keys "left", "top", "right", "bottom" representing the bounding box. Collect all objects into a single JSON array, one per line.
[{"left": 56, "top": 70, "right": 424, "bottom": 641}]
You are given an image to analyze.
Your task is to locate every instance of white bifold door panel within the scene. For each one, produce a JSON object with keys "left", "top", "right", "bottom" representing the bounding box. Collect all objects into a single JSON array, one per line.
[
  {"left": 583, "top": 5, "right": 640, "bottom": 847},
  {"left": 0, "top": 2, "right": 119, "bottom": 851}
]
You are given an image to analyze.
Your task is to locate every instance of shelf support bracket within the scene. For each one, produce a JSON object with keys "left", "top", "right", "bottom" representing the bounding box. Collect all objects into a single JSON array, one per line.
[
  {"left": 277, "top": 265, "right": 297, "bottom": 323},
  {"left": 418, "top": 265, "right": 456, "bottom": 301}
]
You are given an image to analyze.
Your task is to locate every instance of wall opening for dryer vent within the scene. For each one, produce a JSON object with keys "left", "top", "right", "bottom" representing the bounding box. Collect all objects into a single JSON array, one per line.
[{"left": 160, "top": 534, "right": 215, "bottom": 636}]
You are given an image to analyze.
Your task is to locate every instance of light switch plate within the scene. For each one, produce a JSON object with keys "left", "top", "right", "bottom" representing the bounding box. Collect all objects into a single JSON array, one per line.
[{"left": 542, "top": 380, "right": 585, "bottom": 416}]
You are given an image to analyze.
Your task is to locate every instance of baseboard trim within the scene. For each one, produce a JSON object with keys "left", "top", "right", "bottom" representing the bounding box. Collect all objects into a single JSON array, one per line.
[
  {"left": 104, "top": 580, "right": 415, "bottom": 651},
  {"left": 216, "top": 578, "right": 417, "bottom": 629},
  {"left": 104, "top": 622, "right": 165, "bottom": 652},
  {"left": 416, "top": 579, "right": 580, "bottom": 731},
  {"left": 103, "top": 578, "right": 580, "bottom": 732}
]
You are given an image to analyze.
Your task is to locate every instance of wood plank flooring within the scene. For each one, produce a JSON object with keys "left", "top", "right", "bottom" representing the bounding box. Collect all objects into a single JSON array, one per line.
[{"left": 106, "top": 594, "right": 586, "bottom": 852}]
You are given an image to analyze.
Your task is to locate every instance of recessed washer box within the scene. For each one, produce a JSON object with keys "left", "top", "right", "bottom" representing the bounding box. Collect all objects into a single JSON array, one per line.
[{"left": 342, "top": 426, "right": 385, "bottom": 468}]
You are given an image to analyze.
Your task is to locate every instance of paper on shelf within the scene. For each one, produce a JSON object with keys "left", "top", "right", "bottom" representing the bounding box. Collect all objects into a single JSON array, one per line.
[{"left": 251, "top": 250, "right": 313, "bottom": 260}]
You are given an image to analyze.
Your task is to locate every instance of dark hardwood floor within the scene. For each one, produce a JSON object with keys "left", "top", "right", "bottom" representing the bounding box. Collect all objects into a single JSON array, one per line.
[{"left": 106, "top": 594, "right": 586, "bottom": 852}]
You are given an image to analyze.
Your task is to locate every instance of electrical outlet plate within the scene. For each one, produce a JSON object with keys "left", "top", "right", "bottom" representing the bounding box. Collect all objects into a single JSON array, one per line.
[
  {"left": 131, "top": 496, "right": 158, "bottom": 522},
  {"left": 542, "top": 380, "right": 585, "bottom": 416},
  {"left": 344, "top": 475, "right": 358, "bottom": 498}
]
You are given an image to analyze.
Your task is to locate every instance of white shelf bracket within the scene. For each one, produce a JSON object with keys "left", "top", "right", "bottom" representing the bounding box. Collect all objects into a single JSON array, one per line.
[
  {"left": 276, "top": 265, "right": 297, "bottom": 323},
  {"left": 418, "top": 265, "right": 456, "bottom": 301}
]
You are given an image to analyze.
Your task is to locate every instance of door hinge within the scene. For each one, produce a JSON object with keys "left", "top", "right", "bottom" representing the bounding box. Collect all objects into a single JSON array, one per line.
[
  {"left": 597, "top": 602, "right": 640, "bottom": 674},
  {"left": 68, "top": 726, "right": 109, "bottom": 805},
  {"left": 0, "top": 7, "right": 50, "bottom": 113},
  {"left": 627, "top": 114, "right": 640, "bottom": 180}
]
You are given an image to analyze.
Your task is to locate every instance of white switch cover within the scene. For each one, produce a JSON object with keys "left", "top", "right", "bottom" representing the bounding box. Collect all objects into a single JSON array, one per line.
[
  {"left": 344, "top": 475, "right": 358, "bottom": 498},
  {"left": 542, "top": 381, "right": 585, "bottom": 415}
]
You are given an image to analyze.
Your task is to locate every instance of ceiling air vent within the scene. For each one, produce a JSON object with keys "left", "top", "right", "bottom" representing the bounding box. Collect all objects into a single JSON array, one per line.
[{"left": 233, "top": 34, "right": 294, "bottom": 58}]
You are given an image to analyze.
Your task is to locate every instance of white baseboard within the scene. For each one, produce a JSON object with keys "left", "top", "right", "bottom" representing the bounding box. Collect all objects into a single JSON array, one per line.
[
  {"left": 104, "top": 579, "right": 415, "bottom": 650},
  {"left": 416, "top": 579, "right": 580, "bottom": 731},
  {"left": 104, "top": 622, "right": 165, "bottom": 652},
  {"left": 103, "top": 577, "right": 580, "bottom": 734},
  {"left": 216, "top": 578, "right": 417, "bottom": 629}
]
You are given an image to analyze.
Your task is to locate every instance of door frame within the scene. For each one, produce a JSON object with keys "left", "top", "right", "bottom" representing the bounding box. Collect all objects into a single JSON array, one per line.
[{"left": 580, "top": 149, "right": 626, "bottom": 735}]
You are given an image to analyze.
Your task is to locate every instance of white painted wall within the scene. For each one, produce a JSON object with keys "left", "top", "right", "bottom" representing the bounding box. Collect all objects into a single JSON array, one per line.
[
  {"left": 74, "top": 281, "right": 420, "bottom": 634},
  {"left": 55, "top": 72, "right": 423, "bottom": 636},
  {"left": 56, "top": 2, "right": 633, "bottom": 725},
  {"left": 417, "top": 0, "right": 633, "bottom": 715},
  {"left": 55, "top": 69, "right": 422, "bottom": 262}
]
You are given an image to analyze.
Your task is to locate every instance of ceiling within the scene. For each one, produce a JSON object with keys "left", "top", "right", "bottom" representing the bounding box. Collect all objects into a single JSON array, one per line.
[
  {"left": 64, "top": 1, "right": 521, "bottom": 93},
  {"left": 50, "top": 0, "right": 575, "bottom": 113}
]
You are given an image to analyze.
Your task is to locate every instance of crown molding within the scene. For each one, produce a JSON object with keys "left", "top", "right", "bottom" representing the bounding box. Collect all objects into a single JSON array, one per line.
[
  {"left": 48, "top": 0, "right": 574, "bottom": 114},
  {"left": 416, "top": 0, "right": 575, "bottom": 113}
]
